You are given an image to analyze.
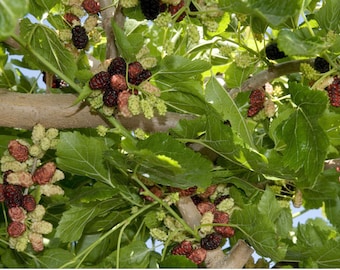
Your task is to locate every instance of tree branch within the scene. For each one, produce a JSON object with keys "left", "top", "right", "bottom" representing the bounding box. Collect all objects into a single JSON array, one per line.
[
  {"left": 229, "top": 59, "right": 315, "bottom": 98},
  {"left": 99, "top": 0, "right": 125, "bottom": 59}
]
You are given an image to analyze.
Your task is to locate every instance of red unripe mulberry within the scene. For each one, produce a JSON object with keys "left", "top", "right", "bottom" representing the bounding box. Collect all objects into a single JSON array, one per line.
[
  {"left": 32, "top": 162, "right": 56, "bottom": 185},
  {"left": 7, "top": 221, "right": 26, "bottom": 238},
  {"left": 8, "top": 140, "right": 29, "bottom": 162}
]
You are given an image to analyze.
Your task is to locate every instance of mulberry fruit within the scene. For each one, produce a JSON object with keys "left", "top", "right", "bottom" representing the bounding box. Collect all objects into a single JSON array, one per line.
[
  {"left": 247, "top": 88, "right": 266, "bottom": 117},
  {"left": 22, "top": 195, "right": 36, "bottom": 212},
  {"left": 110, "top": 74, "right": 128, "bottom": 91},
  {"left": 213, "top": 210, "right": 229, "bottom": 224},
  {"left": 64, "top": 13, "right": 80, "bottom": 25},
  {"left": 140, "top": 0, "right": 161, "bottom": 20},
  {"left": 214, "top": 195, "right": 230, "bottom": 205},
  {"left": 314, "top": 57, "right": 330, "bottom": 73},
  {"left": 7, "top": 221, "right": 26, "bottom": 238},
  {"left": 71, "top": 25, "right": 89, "bottom": 49},
  {"left": 168, "top": 0, "right": 186, "bottom": 22},
  {"left": 326, "top": 76, "right": 340, "bottom": 107},
  {"left": 187, "top": 248, "right": 207, "bottom": 265},
  {"left": 107, "top": 57, "right": 127, "bottom": 76},
  {"left": 197, "top": 201, "right": 216, "bottom": 215},
  {"left": 214, "top": 225, "right": 235, "bottom": 238},
  {"left": 171, "top": 240, "right": 193, "bottom": 256},
  {"left": 82, "top": 0, "right": 100, "bottom": 14},
  {"left": 103, "top": 88, "right": 118, "bottom": 107},
  {"left": 8, "top": 140, "right": 29, "bottom": 162},
  {"left": 128, "top": 62, "right": 144, "bottom": 81},
  {"left": 32, "top": 162, "right": 56, "bottom": 185},
  {"left": 89, "top": 71, "right": 111, "bottom": 90},
  {"left": 200, "top": 232, "right": 222, "bottom": 250},
  {"left": 265, "top": 43, "right": 286, "bottom": 60},
  {"left": 4, "top": 184, "right": 23, "bottom": 208},
  {"left": 191, "top": 194, "right": 203, "bottom": 205}
]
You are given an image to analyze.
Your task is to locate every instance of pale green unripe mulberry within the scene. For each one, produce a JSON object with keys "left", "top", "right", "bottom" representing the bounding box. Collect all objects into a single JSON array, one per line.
[
  {"left": 140, "top": 81, "right": 161, "bottom": 97},
  {"left": 96, "top": 125, "right": 109, "bottom": 137},
  {"left": 84, "top": 15, "right": 98, "bottom": 32},
  {"left": 31, "top": 221, "right": 53, "bottom": 235},
  {"left": 51, "top": 169, "right": 65, "bottom": 183},
  {"left": 40, "top": 137, "right": 51, "bottom": 151},
  {"left": 59, "top": 29, "right": 72, "bottom": 41},
  {"left": 216, "top": 197, "right": 235, "bottom": 215},
  {"left": 40, "top": 184, "right": 65, "bottom": 197},
  {"left": 69, "top": 5, "right": 86, "bottom": 18},
  {"left": 102, "top": 105, "right": 115, "bottom": 116},
  {"left": 164, "top": 192, "right": 179, "bottom": 205},
  {"left": 200, "top": 211, "right": 214, "bottom": 235},
  {"left": 164, "top": 216, "right": 182, "bottom": 231},
  {"left": 28, "top": 205, "right": 46, "bottom": 222},
  {"left": 154, "top": 12, "right": 172, "bottom": 28},
  {"left": 156, "top": 210, "right": 166, "bottom": 221},
  {"left": 49, "top": 139, "right": 59, "bottom": 149},
  {"left": 136, "top": 46, "right": 150, "bottom": 61},
  {"left": 235, "top": 52, "right": 253, "bottom": 68},
  {"left": 128, "top": 95, "right": 141, "bottom": 116},
  {"left": 140, "top": 99, "right": 154, "bottom": 119},
  {"left": 134, "top": 128, "right": 148, "bottom": 140},
  {"left": 150, "top": 228, "right": 168, "bottom": 242},
  {"left": 119, "top": 0, "right": 138, "bottom": 8},
  {"left": 156, "top": 99, "right": 167, "bottom": 116},
  {"left": 32, "top": 124, "right": 46, "bottom": 144},
  {"left": 1, "top": 160, "right": 27, "bottom": 172},
  {"left": 172, "top": 232, "right": 187, "bottom": 243},
  {"left": 140, "top": 57, "right": 157, "bottom": 69},
  {"left": 89, "top": 28, "right": 102, "bottom": 43},
  {"left": 300, "top": 63, "right": 319, "bottom": 81},
  {"left": 29, "top": 144, "right": 43, "bottom": 158},
  {"left": 46, "top": 128, "right": 59, "bottom": 140},
  {"left": 89, "top": 93, "right": 104, "bottom": 109},
  {"left": 188, "top": 24, "right": 200, "bottom": 44}
]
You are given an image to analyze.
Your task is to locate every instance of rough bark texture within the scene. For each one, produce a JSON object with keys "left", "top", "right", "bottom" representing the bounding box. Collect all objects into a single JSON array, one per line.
[{"left": 0, "top": 90, "right": 193, "bottom": 131}]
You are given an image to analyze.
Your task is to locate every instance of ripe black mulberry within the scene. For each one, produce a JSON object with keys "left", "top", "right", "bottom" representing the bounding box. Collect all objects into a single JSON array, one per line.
[
  {"left": 4, "top": 184, "right": 23, "bottom": 208},
  {"left": 140, "top": 0, "right": 161, "bottom": 20},
  {"left": 71, "top": 25, "right": 89, "bottom": 49},
  {"left": 265, "top": 43, "right": 286, "bottom": 60},
  {"left": 103, "top": 88, "right": 118, "bottom": 107},
  {"left": 314, "top": 57, "right": 330, "bottom": 73},
  {"left": 200, "top": 232, "right": 222, "bottom": 250},
  {"left": 89, "top": 71, "right": 111, "bottom": 90},
  {"left": 107, "top": 57, "right": 127, "bottom": 76}
]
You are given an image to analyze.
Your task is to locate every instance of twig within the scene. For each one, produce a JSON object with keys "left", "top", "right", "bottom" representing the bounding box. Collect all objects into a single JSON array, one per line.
[
  {"left": 229, "top": 59, "right": 315, "bottom": 98},
  {"left": 99, "top": 0, "right": 125, "bottom": 59}
]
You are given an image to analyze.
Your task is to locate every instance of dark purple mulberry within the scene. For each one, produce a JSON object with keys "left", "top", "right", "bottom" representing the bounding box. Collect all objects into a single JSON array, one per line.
[
  {"left": 4, "top": 184, "right": 23, "bottom": 208},
  {"left": 71, "top": 25, "right": 89, "bottom": 49},
  {"left": 265, "top": 43, "right": 286, "bottom": 60},
  {"left": 314, "top": 57, "right": 330, "bottom": 73},
  {"left": 103, "top": 88, "right": 118, "bottom": 107},
  {"left": 107, "top": 57, "right": 127, "bottom": 76},
  {"left": 200, "top": 232, "right": 222, "bottom": 250},
  {"left": 89, "top": 71, "right": 111, "bottom": 90},
  {"left": 140, "top": 0, "right": 161, "bottom": 20}
]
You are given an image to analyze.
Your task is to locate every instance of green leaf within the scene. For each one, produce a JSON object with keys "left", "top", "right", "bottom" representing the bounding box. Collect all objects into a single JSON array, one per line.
[
  {"left": 134, "top": 133, "right": 213, "bottom": 188},
  {"left": 205, "top": 76, "right": 254, "bottom": 148},
  {"left": 158, "top": 55, "right": 211, "bottom": 79},
  {"left": 0, "top": 0, "right": 28, "bottom": 40},
  {"left": 315, "top": 0, "right": 340, "bottom": 33},
  {"left": 257, "top": 188, "right": 281, "bottom": 221},
  {"left": 99, "top": 240, "right": 151, "bottom": 268},
  {"left": 56, "top": 131, "right": 116, "bottom": 188},
  {"left": 39, "top": 249, "right": 76, "bottom": 268},
  {"left": 286, "top": 218, "right": 340, "bottom": 267},
  {"left": 20, "top": 19, "right": 77, "bottom": 78},
  {"left": 277, "top": 29, "right": 328, "bottom": 56},
  {"left": 160, "top": 255, "right": 197, "bottom": 268},
  {"left": 224, "top": 62, "right": 255, "bottom": 88},
  {"left": 220, "top": 0, "right": 303, "bottom": 27},
  {"left": 231, "top": 204, "right": 287, "bottom": 261},
  {"left": 280, "top": 84, "right": 329, "bottom": 185},
  {"left": 55, "top": 200, "right": 117, "bottom": 242},
  {"left": 112, "top": 21, "right": 140, "bottom": 62}
]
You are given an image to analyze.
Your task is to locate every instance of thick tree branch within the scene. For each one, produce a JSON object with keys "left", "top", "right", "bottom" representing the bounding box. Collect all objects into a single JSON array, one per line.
[{"left": 0, "top": 90, "right": 192, "bottom": 131}]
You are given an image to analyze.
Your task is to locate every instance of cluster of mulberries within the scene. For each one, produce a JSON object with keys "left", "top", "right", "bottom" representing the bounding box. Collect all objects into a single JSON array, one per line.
[
  {"left": 141, "top": 183, "right": 236, "bottom": 265},
  {"left": 88, "top": 56, "right": 166, "bottom": 119},
  {"left": 247, "top": 88, "right": 266, "bottom": 117},
  {"left": 326, "top": 76, "right": 340, "bottom": 107},
  {"left": 60, "top": 0, "right": 101, "bottom": 50},
  {"left": 0, "top": 124, "right": 65, "bottom": 252}
]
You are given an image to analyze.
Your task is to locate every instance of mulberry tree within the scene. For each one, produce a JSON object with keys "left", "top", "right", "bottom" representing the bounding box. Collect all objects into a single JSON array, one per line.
[{"left": 0, "top": 0, "right": 340, "bottom": 268}]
